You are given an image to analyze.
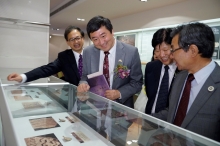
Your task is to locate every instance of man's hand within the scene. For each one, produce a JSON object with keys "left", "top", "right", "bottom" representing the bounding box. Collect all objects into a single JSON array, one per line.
[
  {"left": 7, "top": 73, "right": 22, "bottom": 82},
  {"left": 105, "top": 90, "right": 120, "bottom": 100},
  {"left": 77, "top": 83, "right": 90, "bottom": 92}
]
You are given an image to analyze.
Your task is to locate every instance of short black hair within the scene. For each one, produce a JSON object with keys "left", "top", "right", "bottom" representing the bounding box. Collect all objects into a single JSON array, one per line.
[
  {"left": 64, "top": 25, "right": 84, "bottom": 41},
  {"left": 151, "top": 28, "right": 172, "bottom": 61},
  {"left": 87, "top": 16, "right": 113, "bottom": 39},
  {"left": 152, "top": 28, "right": 172, "bottom": 48},
  {"left": 171, "top": 22, "right": 214, "bottom": 58}
]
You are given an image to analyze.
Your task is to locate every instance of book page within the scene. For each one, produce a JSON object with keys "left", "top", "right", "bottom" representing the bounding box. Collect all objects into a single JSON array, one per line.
[{"left": 87, "top": 71, "right": 102, "bottom": 79}]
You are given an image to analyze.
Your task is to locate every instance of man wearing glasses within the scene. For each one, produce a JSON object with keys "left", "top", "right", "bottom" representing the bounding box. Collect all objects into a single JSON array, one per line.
[
  {"left": 153, "top": 22, "right": 220, "bottom": 142},
  {"left": 7, "top": 26, "right": 84, "bottom": 86}
]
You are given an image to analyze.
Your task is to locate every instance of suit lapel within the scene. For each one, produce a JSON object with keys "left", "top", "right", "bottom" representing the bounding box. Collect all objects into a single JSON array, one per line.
[
  {"left": 182, "top": 64, "right": 220, "bottom": 127},
  {"left": 167, "top": 71, "right": 188, "bottom": 123},
  {"left": 112, "top": 41, "right": 125, "bottom": 88},
  {"left": 66, "top": 49, "right": 80, "bottom": 79},
  {"left": 168, "top": 68, "right": 180, "bottom": 95},
  {"left": 154, "top": 61, "right": 162, "bottom": 90}
]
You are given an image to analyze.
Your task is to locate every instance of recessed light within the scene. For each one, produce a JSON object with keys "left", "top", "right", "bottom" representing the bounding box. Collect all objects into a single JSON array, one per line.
[
  {"left": 51, "top": 28, "right": 59, "bottom": 31},
  {"left": 140, "top": 0, "right": 147, "bottom": 2},
  {"left": 77, "top": 18, "right": 85, "bottom": 21}
]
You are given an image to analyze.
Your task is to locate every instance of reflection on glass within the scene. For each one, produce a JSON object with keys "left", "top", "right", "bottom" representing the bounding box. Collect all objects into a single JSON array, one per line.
[{"left": 71, "top": 89, "right": 219, "bottom": 146}]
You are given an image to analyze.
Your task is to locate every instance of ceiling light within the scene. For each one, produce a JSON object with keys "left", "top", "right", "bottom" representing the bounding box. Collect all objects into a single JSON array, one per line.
[
  {"left": 140, "top": 0, "right": 147, "bottom": 2},
  {"left": 51, "top": 28, "right": 59, "bottom": 31},
  {"left": 77, "top": 18, "right": 85, "bottom": 21}
]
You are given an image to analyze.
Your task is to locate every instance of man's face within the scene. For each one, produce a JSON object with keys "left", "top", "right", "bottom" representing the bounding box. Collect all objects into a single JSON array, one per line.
[
  {"left": 66, "top": 29, "right": 84, "bottom": 53},
  {"left": 159, "top": 42, "right": 173, "bottom": 65},
  {"left": 90, "top": 26, "right": 115, "bottom": 52},
  {"left": 171, "top": 35, "right": 193, "bottom": 71}
]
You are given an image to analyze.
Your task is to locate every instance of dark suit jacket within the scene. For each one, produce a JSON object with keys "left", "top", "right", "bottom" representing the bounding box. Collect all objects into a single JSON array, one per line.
[
  {"left": 153, "top": 63, "right": 220, "bottom": 142},
  {"left": 80, "top": 40, "right": 143, "bottom": 108},
  {"left": 145, "top": 60, "right": 178, "bottom": 114},
  {"left": 25, "top": 49, "right": 80, "bottom": 86}
]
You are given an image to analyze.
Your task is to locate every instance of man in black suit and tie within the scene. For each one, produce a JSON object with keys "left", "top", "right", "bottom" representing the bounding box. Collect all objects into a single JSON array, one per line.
[
  {"left": 7, "top": 26, "right": 84, "bottom": 86},
  {"left": 145, "top": 28, "right": 179, "bottom": 115}
]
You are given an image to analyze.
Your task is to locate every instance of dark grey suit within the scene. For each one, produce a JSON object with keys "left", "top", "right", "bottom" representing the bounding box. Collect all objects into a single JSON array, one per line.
[
  {"left": 153, "top": 63, "right": 220, "bottom": 142},
  {"left": 80, "top": 40, "right": 143, "bottom": 108}
]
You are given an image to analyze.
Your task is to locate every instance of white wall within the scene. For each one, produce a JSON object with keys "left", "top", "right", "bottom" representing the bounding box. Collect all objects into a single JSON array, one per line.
[
  {"left": 0, "top": 0, "right": 50, "bottom": 83},
  {"left": 112, "top": 0, "right": 220, "bottom": 32},
  {"left": 49, "top": 35, "right": 69, "bottom": 62}
]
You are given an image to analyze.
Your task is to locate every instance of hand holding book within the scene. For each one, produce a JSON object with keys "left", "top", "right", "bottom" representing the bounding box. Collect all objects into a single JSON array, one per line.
[
  {"left": 87, "top": 72, "right": 110, "bottom": 97},
  {"left": 77, "top": 72, "right": 120, "bottom": 99}
]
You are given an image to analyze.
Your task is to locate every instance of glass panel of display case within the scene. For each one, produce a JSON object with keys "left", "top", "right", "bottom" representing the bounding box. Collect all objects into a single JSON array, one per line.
[
  {"left": 0, "top": 79, "right": 220, "bottom": 146},
  {"left": 2, "top": 83, "right": 70, "bottom": 118},
  {"left": 72, "top": 91, "right": 220, "bottom": 146}
]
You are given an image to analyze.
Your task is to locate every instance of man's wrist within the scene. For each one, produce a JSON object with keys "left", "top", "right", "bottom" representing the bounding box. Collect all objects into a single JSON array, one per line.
[{"left": 20, "top": 74, "right": 27, "bottom": 83}]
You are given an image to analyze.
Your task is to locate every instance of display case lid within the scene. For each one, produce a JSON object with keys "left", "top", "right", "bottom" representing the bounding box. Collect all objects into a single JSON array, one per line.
[{"left": 1, "top": 79, "right": 220, "bottom": 146}]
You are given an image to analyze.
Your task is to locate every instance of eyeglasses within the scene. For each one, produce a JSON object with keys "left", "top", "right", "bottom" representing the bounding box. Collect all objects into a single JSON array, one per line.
[
  {"left": 170, "top": 47, "right": 182, "bottom": 54},
  {"left": 68, "top": 36, "right": 82, "bottom": 42}
]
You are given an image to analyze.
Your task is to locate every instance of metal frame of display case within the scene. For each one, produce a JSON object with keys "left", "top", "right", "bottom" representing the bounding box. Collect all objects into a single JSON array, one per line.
[{"left": 0, "top": 79, "right": 220, "bottom": 146}]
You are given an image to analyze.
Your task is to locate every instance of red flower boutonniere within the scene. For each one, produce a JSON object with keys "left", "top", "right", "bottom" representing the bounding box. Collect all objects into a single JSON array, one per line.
[{"left": 114, "top": 60, "right": 130, "bottom": 79}]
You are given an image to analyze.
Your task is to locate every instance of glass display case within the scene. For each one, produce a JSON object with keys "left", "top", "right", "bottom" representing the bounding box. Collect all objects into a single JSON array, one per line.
[{"left": 0, "top": 79, "right": 220, "bottom": 146}]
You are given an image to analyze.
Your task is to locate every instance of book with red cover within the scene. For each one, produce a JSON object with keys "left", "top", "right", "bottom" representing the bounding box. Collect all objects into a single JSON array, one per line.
[{"left": 87, "top": 72, "right": 110, "bottom": 97}]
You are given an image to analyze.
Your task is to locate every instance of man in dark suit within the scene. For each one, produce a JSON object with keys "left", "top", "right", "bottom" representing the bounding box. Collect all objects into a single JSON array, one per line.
[
  {"left": 77, "top": 16, "right": 143, "bottom": 108},
  {"left": 153, "top": 22, "right": 220, "bottom": 142},
  {"left": 7, "top": 26, "right": 84, "bottom": 86},
  {"left": 145, "top": 28, "right": 178, "bottom": 115}
]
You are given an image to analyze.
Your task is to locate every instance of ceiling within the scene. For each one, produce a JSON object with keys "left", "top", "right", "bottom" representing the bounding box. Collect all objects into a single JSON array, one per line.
[{"left": 50, "top": 0, "right": 186, "bottom": 35}]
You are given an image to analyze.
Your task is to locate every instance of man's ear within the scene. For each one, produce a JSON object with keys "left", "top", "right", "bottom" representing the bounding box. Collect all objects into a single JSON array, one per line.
[{"left": 189, "top": 44, "right": 199, "bottom": 57}]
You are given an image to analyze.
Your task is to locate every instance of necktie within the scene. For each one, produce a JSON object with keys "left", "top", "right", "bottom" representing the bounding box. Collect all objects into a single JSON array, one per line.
[
  {"left": 103, "top": 51, "right": 110, "bottom": 86},
  {"left": 173, "top": 74, "right": 195, "bottom": 126},
  {"left": 155, "top": 65, "right": 169, "bottom": 113},
  {"left": 78, "top": 54, "right": 83, "bottom": 78}
]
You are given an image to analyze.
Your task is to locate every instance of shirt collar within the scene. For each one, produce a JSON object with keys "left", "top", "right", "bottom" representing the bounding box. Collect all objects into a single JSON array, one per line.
[
  {"left": 162, "top": 62, "right": 177, "bottom": 72},
  {"left": 193, "top": 60, "right": 215, "bottom": 84},
  {"left": 72, "top": 49, "right": 83, "bottom": 60}
]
